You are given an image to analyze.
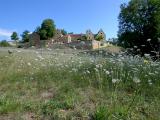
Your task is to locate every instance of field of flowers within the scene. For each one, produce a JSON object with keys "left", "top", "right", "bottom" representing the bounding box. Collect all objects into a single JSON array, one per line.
[{"left": 0, "top": 48, "right": 160, "bottom": 120}]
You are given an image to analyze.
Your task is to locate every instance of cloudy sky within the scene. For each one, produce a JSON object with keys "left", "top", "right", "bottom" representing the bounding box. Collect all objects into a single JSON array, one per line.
[
  {"left": 0, "top": 28, "right": 13, "bottom": 40},
  {"left": 0, "top": 0, "right": 129, "bottom": 40}
]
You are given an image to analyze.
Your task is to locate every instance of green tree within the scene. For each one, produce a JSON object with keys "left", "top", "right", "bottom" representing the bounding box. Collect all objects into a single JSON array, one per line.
[
  {"left": 39, "top": 29, "right": 47, "bottom": 40},
  {"left": 36, "top": 19, "right": 56, "bottom": 40},
  {"left": 95, "top": 35, "right": 104, "bottom": 41},
  {"left": 35, "top": 26, "right": 41, "bottom": 33},
  {"left": 11, "top": 32, "right": 19, "bottom": 46},
  {"left": 61, "top": 29, "right": 67, "bottom": 35},
  {"left": 21, "top": 30, "right": 30, "bottom": 43},
  {"left": 81, "top": 35, "right": 87, "bottom": 40},
  {"left": 68, "top": 32, "right": 74, "bottom": 34},
  {"left": 118, "top": 0, "right": 160, "bottom": 56},
  {"left": 11, "top": 32, "right": 19, "bottom": 41}
]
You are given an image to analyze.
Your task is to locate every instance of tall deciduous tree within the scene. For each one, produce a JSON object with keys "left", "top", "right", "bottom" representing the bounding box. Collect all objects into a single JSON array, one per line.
[
  {"left": 118, "top": 0, "right": 160, "bottom": 56},
  {"left": 21, "top": 30, "right": 30, "bottom": 43},
  {"left": 11, "top": 32, "right": 19, "bottom": 41},
  {"left": 36, "top": 19, "right": 56, "bottom": 40}
]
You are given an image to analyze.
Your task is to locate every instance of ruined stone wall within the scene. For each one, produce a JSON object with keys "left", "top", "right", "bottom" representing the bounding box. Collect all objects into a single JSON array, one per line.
[
  {"left": 92, "top": 40, "right": 101, "bottom": 49},
  {"left": 29, "top": 32, "right": 40, "bottom": 48}
]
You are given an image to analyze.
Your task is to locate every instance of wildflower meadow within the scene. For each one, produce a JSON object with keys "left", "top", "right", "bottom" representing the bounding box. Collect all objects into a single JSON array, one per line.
[{"left": 0, "top": 48, "right": 160, "bottom": 119}]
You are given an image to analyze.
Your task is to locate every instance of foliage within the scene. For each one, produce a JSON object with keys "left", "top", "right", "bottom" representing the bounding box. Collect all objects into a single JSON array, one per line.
[
  {"left": 34, "top": 26, "right": 41, "bottom": 33},
  {"left": 0, "top": 98, "right": 19, "bottom": 114},
  {"left": 61, "top": 29, "right": 67, "bottom": 35},
  {"left": 42, "top": 100, "right": 74, "bottom": 115},
  {"left": 92, "top": 106, "right": 108, "bottom": 120},
  {"left": 108, "top": 38, "right": 118, "bottom": 45},
  {"left": 21, "top": 30, "right": 30, "bottom": 43},
  {"left": 36, "top": 19, "right": 56, "bottom": 40},
  {"left": 38, "top": 29, "right": 47, "bottom": 40},
  {"left": 0, "top": 40, "right": 10, "bottom": 47},
  {"left": 95, "top": 34, "right": 104, "bottom": 41},
  {"left": 11, "top": 32, "right": 19, "bottom": 41},
  {"left": 118, "top": 0, "right": 160, "bottom": 56},
  {"left": 81, "top": 35, "right": 87, "bottom": 40},
  {"left": 68, "top": 32, "right": 74, "bottom": 34}
]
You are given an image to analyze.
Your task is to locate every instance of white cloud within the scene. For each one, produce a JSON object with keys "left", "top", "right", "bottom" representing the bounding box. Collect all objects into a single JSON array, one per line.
[{"left": 0, "top": 28, "right": 13, "bottom": 37}]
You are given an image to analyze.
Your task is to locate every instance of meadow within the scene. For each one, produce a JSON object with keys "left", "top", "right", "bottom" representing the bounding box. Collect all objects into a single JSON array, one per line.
[{"left": 0, "top": 47, "right": 160, "bottom": 120}]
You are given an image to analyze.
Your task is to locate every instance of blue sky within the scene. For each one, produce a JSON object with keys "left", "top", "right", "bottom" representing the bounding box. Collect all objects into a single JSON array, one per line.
[{"left": 0, "top": 0, "right": 129, "bottom": 40}]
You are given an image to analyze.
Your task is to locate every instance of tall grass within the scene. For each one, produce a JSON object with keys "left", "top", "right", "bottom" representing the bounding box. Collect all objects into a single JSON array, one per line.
[{"left": 0, "top": 48, "right": 160, "bottom": 119}]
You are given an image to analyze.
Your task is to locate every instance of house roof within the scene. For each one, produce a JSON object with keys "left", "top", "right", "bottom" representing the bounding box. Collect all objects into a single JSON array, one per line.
[{"left": 64, "top": 34, "right": 84, "bottom": 37}]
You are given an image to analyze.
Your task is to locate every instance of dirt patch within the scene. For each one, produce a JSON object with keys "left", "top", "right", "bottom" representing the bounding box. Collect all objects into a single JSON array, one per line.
[
  {"left": 0, "top": 113, "right": 18, "bottom": 120},
  {"left": 40, "top": 91, "right": 54, "bottom": 99},
  {"left": 40, "top": 88, "right": 56, "bottom": 100},
  {"left": 22, "top": 112, "right": 36, "bottom": 120}
]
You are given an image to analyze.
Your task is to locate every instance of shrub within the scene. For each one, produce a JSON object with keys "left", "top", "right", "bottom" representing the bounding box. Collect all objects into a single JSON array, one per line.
[{"left": 0, "top": 40, "right": 10, "bottom": 47}]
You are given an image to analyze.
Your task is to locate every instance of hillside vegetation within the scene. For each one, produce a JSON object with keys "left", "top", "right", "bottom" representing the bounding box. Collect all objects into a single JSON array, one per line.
[{"left": 0, "top": 48, "right": 160, "bottom": 120}]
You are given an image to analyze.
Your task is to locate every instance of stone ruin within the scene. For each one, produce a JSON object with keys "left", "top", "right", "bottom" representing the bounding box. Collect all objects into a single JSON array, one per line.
[{"left": 29, "top": 32, "right": 40, "bottom": 48}]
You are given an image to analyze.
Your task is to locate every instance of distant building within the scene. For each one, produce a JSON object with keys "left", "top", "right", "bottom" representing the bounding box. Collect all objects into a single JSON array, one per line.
[
  {"left": 96, "top": 29, "right": 106, "bottom": 41},
  {"left": 63, "top": 29, "right": 106, "bottom": 42},
  {"left": 86, "top": 29, "right": 94, "bottom": 40},
  {"left": 50, "top": 29, "right": 106, "bottom": 42},
  {"left": 66, "top": 34, "right": 83, "bottom": 41},
  {"left": 29, "top": 29, "right": 107, "bottom": 49}
]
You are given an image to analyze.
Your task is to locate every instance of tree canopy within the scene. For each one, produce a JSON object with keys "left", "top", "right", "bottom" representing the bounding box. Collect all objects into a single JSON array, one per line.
[
  {"left": 95, "top": 35, "right": 104, "bottom": 41},
  {"left": 118, "top": 0, "right": 160, "bottom": 56},
  {"left": 36, "top": 19, "right": 56, "bottom": 40},
  {"left": 11, "top": 32, "right": 19, "bottom": 41},
  {"left": 61, "top": 29, "right": 67, "bottom": 35},
  {"left": 21, "top": 30, "right": 30, "bottom": 43}
]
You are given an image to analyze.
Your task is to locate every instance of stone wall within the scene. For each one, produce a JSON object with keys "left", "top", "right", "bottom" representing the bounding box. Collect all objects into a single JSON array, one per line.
[
  {"left": 67, "top": 40, "right": 103, "bottom": 50},
  {"left": 29, "top": 32, "right": 40, "bottom": 48},
  {"left": 92, "top": 40, "right": 101, "bottom": 49}
]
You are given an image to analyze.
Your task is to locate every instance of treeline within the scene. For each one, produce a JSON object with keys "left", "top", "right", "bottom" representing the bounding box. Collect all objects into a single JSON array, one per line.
[
  {"left": 10, "top": 19, "right": 68, "bottom": 43},
  {"left": 0, "top": 40, "right": 11, "bottom": 47}
]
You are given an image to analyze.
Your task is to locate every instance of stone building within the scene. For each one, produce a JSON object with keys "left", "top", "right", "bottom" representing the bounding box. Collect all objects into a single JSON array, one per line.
[
  {"left": 86, "top": 29, "right": 94, "bottom": 40},
  {"left": 50, "top": 29, "right": 106, "bottom": 49},
  {"left": 51, "top": 29, "right": 106, "bottom": 42},
  {"left": 96, "top": 29, "right": 106, "bottom": 41},
  {"left": 53, "top": 29, "right": 63, "bottom": 40},
  {"left": 66, "top": 34, "right": 82, "bottom": 41},
  {"left": 28, "top": 29, "right": 107, "bottom": 50}
]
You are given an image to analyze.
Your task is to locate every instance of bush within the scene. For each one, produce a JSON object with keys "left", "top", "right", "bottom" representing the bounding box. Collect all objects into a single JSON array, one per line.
[{"left": 0, "top": 40, "right": 10, "bottom": 47}]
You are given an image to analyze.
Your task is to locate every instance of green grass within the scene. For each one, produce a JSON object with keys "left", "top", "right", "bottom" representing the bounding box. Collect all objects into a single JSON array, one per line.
[{"left": 0, "top": 48, "right": 160, "bottom": 119}]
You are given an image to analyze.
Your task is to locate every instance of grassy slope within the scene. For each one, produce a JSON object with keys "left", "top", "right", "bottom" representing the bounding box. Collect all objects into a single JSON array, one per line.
[{"left": 0, "top": 48, "right": 160, "bottom": 120}]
